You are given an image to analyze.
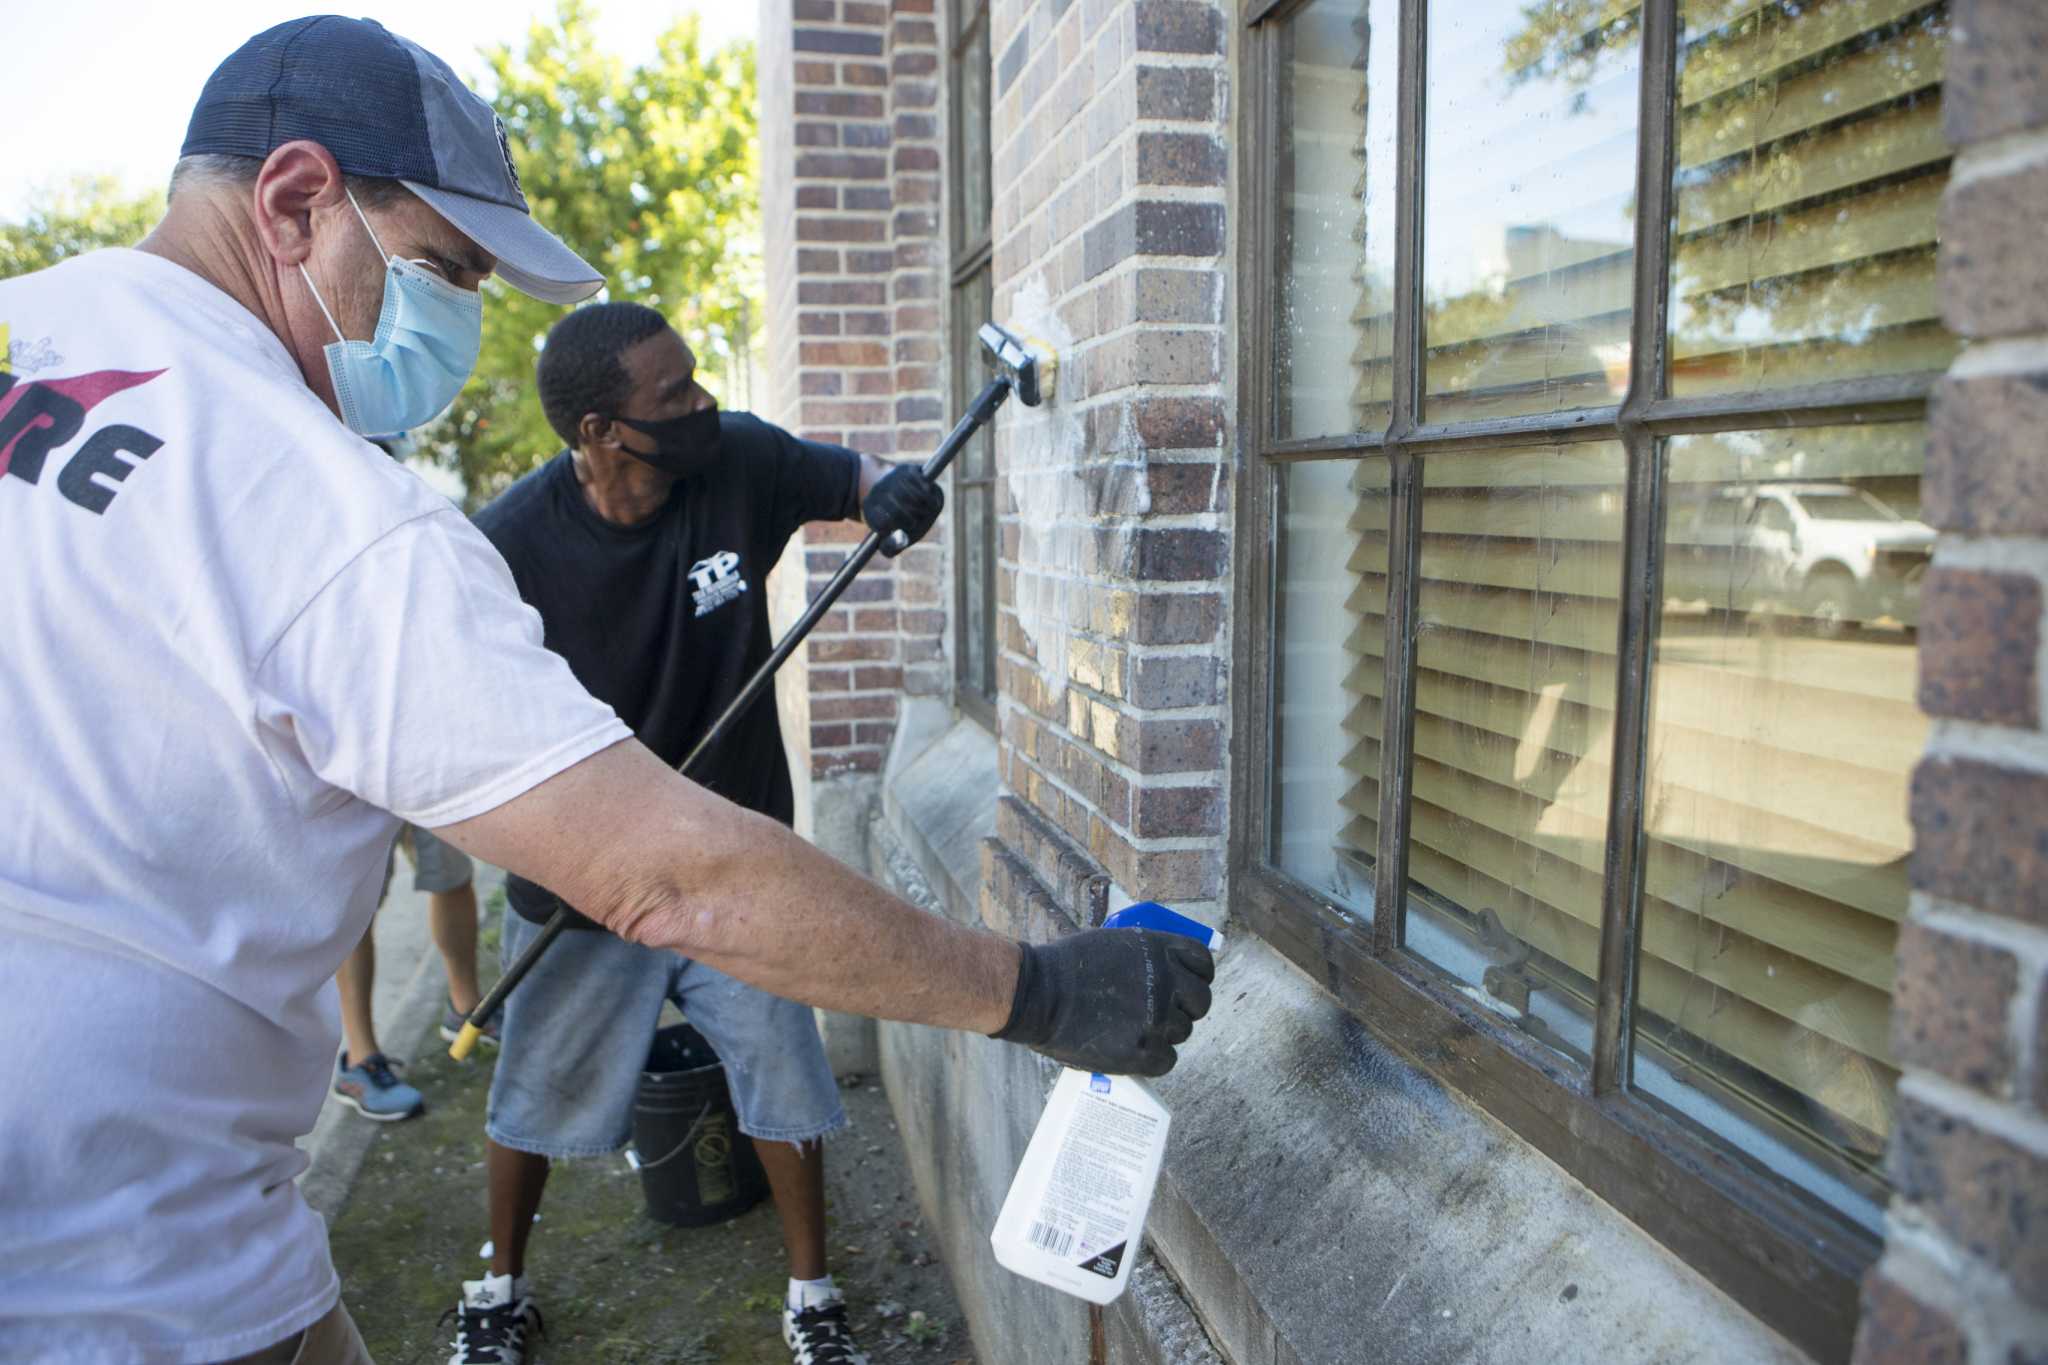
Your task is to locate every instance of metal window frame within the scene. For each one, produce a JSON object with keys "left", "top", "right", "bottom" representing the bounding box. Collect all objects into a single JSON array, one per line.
[
  {"left": 950, "top": 0, "right": 998, "bottom": 725},
  {"left": 1228, "top": 2, "right": 1914, "bottom": 1359}
]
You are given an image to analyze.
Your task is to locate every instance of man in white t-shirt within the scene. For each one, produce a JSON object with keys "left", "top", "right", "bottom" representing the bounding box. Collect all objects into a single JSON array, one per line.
[{"left": 0, "top": 16, "right": 1215, "bottom": 1365}]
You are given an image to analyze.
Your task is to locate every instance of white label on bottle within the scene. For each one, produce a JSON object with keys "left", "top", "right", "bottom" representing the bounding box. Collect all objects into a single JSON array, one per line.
[{"left": 1029, "top": 1087, "right": 1162, "bottom": 1274}]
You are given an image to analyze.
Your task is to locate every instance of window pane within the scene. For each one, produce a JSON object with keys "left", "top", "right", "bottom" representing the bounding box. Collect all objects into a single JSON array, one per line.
[
  {"left": 953, "top": 19, "right": 992, "bottom": 254},
  {"left": 1273, "top": 0, "right": 1398, "bottom": 443},
  {"left": 1273, "top": 458, "right": 1389, "bottom": 916},
  {"left": 1669, "top": 2, "right": 1957, "bottom": 396},
  {"left": 1423, "top": 6, "right": 1642, "bottom": 423},
  {"left": 1637, "top": 422, "right": 1927, "bottom": 1230},
  {"left": 1403, "top": 444, "right": 1628, "bottom": 1064},
  {"left": 961, "top": 485, "right": 991, "bottom": 698}
]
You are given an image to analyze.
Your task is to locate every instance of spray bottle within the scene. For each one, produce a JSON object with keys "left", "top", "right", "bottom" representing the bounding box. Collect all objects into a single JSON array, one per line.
[{"left": 989, "top": 902, "right": 1221, "bottom": 1304}]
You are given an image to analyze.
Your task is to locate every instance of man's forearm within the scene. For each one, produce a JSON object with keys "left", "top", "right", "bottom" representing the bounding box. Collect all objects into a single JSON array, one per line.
[{"left": 440, "top": 738, "right": 1020, "bottom": 1033}]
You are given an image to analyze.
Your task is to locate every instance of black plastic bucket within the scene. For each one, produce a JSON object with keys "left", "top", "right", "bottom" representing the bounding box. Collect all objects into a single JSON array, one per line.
[{"left": 631, "top": 1023, "right": 769, "bottom": 1227}]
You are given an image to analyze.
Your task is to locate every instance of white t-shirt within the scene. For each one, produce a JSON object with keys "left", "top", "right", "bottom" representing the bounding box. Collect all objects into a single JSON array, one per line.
[{"left": 0, "top": 250, "right": 631, "bottom": 1362}]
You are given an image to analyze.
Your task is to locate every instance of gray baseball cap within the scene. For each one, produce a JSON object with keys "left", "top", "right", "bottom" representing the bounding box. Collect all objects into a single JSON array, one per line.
[{"left": 182, "top": 15, "right": 605, "bottom": 304}]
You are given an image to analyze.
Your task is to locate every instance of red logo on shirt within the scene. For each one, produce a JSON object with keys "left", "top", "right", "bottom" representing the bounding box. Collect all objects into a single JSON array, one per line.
[{"left": 0, "top": 367, "right": 166, "bottom": 514}]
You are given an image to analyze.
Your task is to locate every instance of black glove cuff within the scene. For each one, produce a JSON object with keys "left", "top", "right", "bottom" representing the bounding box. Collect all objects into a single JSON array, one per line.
[{"left": 992, "top": 941, "right": 1042, "bottom": 1041}]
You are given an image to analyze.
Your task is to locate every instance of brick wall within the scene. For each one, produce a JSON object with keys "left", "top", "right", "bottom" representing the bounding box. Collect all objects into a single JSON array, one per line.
[
  {"left": 759, "top": 0, "right": 952, "bottom": 788},
  {"left": 1853, "top": 5, "right": 2048, "bottom": 1362},
  {"left": 981, "top": 0, "right": 1235, "bottom": 926}
]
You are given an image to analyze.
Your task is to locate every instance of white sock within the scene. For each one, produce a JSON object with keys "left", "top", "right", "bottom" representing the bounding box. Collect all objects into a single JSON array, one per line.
[{"left": 788, "top": 1274, "right": 838, "bottom": 1311}]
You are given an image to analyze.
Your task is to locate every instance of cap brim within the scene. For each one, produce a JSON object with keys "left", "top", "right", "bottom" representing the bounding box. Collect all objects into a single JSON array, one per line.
[{"left": 403, "top": 181, "right": 604, "bottom": 305}]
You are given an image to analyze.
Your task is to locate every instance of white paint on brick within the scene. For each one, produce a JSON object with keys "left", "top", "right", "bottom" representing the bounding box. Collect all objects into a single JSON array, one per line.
[
  {"left": 1949, "top": 125, "right": 2048, "bottom": 187},
  {"left": 1925, "top": 718, "right": 2048, "bottom": 775},
  {"left": 1948, "top": 334, "right": 2048, "bottom": 377},
  {"left": 1001, "top": 272, "right": 1088, "bottom": 703},
  {"left": 1898, "top": 1071, "right": 2048, "bottom": 1158}
]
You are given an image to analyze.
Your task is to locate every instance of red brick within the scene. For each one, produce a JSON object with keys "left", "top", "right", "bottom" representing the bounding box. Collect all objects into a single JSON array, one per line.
[
  {"left": 810, "top": 667, "right": 852, "bottom": 693},
  {"left": 799, "top": 340, "right": 890, "bottom": 366},
  {"left": 1942, "top": 153, "right": 2048, "bottom": 338},
  {"left": 1132, "top": 784, "right": 1223, "bottom": 838},
  {"left": 1911, "top": 757, "right": 2048, "bottom": 925},
  {"left": 795, "top": 153, "right": 888, "bottom": 180},
  {"left": 1850, "top": 1270, "right": 1968, "bottom": 1365},
  {"left": 847, "top": 248, "right": 895, "bottom": 273},
  {"left": 794, "top": 60, "right": 839, "bottom": 84},
  {"left": 800, "top": 372, "right": 844, "bottom": 397},
  {"left": 1134, "top": 0, "right": 1223, "bottom": 55},
  {"left": 1136, "top": 131, "right": 1226, "bottom": 187},
  {"left": 1132, "top": 592, "right": 1222, "bottom": 645},
  {"left": 798, "top": 313, "right": 843, "bottom": 336},
  {"left": 1918, "top": 568, "right": 2043, "bottom": 727},
  {"left": 799, "top": 279, "right": 889, "bottom": 306},
  {"left": 795, "top": 91, "right": 886, "bottom": 118},
  {"left": 1943, "top": 0, "right": 2048, "bottom": 144},
  {"left": 843, "top": 61, "right": 890, "bottom": 88},
  {"left": 1134, "top": 65, "right": 1216, "bottom": 121},
  {"left": 811, "top": 723, "right": 853, "bottom": 748},
  {"left": 1893, "top": 920, "right": 2020, "bottom": 1094},
  {"left": 845, "top": 187, "right": 892, "bottom": 212},
  {"left": 814, "top": 694, "right": 897, "bottom": 722},
  {"left": 795, "top": 185, "right": 838, "bottom": 209},
  {"left": 793, "top": 27, "right": 885, "bottom": 56},
  {"left": 797, "top": 216, "right": 889, "bottom": 243},
  {"left": 1891, "top": 1091, "right": 2048, "bottom": 1302},
  {"left": 809, "top": 636, "right": 896, "bottom": 663},
  {"left": 796, "top": 248, "right": 841, "bottom": 272},
  {"left": 1927, "top": 371, "right": 2048, "bottom": 534},
  {"left": 855, "top": 721, "right": 896, "bottom": 745}
]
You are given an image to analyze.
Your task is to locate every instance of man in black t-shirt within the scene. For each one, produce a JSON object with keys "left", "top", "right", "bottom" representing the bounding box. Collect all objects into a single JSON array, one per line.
[{"left": 447, "top": 303, "right": 942, "bottom": 1365}]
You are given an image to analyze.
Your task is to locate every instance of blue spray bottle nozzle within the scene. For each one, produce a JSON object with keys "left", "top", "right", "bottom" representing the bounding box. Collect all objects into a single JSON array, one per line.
[{"left": 1099, "top": 901, "right": 1222, "bottom": 951}]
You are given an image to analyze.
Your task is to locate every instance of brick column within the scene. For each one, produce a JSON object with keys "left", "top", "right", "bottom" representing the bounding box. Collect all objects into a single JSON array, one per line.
[
  {"left": 1852, "top": 5, "right": 2048, "bottom": 1362},
  {"left": 760, "top": 0, "right": 952, "bottom": 806},
  {"left": 980, "top": 0, "right": 1233, "bottom": 925}
]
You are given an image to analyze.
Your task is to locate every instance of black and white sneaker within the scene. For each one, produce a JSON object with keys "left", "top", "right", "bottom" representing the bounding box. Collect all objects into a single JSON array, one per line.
[
  {"left": 783, "top": 1298, "right": 871, "bottom": 1365},
  {"left": 443, "top": 1274, "right": 542, "bottom": 1365}
]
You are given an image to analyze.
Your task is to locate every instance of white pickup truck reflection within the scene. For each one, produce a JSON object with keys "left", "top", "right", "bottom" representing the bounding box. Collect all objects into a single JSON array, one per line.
[{"left": 1664, "top": 482, "right": 1933, "bottom": 635}]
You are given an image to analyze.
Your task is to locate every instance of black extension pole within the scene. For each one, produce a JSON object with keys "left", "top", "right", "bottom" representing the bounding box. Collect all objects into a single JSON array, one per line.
[{"left": 450, "top": 373, "right": 1015, "bottom": 1059}]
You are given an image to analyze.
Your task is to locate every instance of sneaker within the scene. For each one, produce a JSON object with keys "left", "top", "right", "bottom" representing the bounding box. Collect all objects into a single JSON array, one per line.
[
  {"left": 439, "top": 999, "right": 501, "bottom": 1049},
  {"left": 784, "top": 1298, "right": 871, "bottom": 1365},
  {"left": 332, "top": 1051, "right": 424, "bottom": 1122},
  {"left": 443, "top": 1274, "right": 542, "bottom": 1365}
]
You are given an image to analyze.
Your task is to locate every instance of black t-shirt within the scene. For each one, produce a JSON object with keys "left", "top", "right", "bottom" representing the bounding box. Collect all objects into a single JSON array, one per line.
[{"left": 475, "top": 411, "right": 862, "bottom": 924}]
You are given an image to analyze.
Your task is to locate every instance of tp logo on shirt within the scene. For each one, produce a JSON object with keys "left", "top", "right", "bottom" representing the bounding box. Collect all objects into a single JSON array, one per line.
[{"left": 688, "top": 551, "right": 747, "bottom": 618}]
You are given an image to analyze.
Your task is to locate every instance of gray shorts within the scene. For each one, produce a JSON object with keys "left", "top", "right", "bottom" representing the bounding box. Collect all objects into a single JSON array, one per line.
[
  {"left": 486, "top": 902, "right": 846, "bottom": 1158},
  {"left": 380, "top": 824, "right": 473, "bottom": 898}
]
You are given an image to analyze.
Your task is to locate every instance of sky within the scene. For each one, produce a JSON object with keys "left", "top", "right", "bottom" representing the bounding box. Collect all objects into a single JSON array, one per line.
[{"left": 2, "top": 1, "right": 758, "bottom": 218}]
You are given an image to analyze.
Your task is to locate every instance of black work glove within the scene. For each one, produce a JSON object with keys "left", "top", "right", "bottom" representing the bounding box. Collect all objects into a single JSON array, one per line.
[
  {"left": 863, "top": 464, "right": 944, "bottom": 556},
  {"left": 993, "top": 930, "right": 1216, "bottom": 1077}
]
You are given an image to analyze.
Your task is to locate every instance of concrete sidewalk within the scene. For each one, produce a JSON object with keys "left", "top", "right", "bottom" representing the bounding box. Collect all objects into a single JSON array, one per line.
[{"left": 296, "top": 862, "right": 506, "bottom": 1220}]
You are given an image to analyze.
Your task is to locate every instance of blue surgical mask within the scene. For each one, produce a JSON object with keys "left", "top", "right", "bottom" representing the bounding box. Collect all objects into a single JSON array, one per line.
[{"left": 299, "top": 190, "right": 483, "bottom": 439}]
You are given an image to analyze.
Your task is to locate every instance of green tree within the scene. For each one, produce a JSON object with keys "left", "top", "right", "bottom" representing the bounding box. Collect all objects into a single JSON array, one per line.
[
  {"left": 0, "top": 176, "right": 164, "bottom": 279},
  {"left": 428, "top": 0, "right": 761, "bottom": 502}
]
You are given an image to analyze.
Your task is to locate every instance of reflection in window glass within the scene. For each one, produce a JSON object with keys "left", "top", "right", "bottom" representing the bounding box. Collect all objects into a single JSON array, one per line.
[
  {"left": 1273, "top": 459, "right": 1389, "bottom": 916},
  {"left": 953, "top": 16, "right": 991, "bottom": 253},
  {"left": 1669, "top": 2, "right": 1956, "bottom": 395},
  {"left": 1638, "top": 423, "right": 1928, "bottom": 1231},
  {"left": 1402, "top": 445, "right": 1628, "bottom": 1062},
  {"left": 1273, "top": 0, "right": 1398, "bottom": 442},
  {"left": 952, "top": 271, "right": 996, "bottom": 705},
  {"left": 1423, "top": 5, "right": 1641, "bottom": 423}
]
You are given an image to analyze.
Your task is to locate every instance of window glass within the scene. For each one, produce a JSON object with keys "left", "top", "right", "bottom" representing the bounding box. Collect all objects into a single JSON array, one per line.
[
  {"left": 1669, "top": 1, "right": 1957, "bottom": 395},
  {"left": 1423, "top": 4, "right": 1642, "bottom": 423},
  {"left": 953, "top": 16, "right": 992, "bottom": 254},
  {"left": 952, "top": 270, "right": 996, "bottom": 705},
  {"left": 1273, "top": 458, "right": 1390, "bottom": 914},
  {"left": 1273, "top": 0, "right": 1398, "bottom": 442},
  {"left": 1401, "top": 444, "right": 1628, "bottom": 1062},
  {"left": 1638, "top": 421, "right": 1928, "bottom": 1231}
]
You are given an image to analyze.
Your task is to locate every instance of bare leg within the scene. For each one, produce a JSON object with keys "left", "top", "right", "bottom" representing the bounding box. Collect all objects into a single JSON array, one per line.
[
  {"left": 752, "top": 1138, "right": 828, "bottom": 1281},
  {"left": 429, "top": 882, "right": 482, "bottom": 1015},
  {"left": 335, "top": 921, "right": 379, "bottom": 1067},
  {"left": 488, "top": 1139, "right": 551, "bottom": 1279}
]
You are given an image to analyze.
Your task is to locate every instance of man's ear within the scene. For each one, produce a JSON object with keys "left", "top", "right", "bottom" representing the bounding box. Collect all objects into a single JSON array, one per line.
[
  {"left": 252, "top": 141, "right": 348, "bottom": 269},
  {"left": 578, "top": 411, "right": 615, "bottom": 451}
]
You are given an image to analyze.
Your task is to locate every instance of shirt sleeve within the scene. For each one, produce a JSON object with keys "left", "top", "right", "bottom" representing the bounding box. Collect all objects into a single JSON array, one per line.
[
  {"left": 738, "top": 414, "right": 863, "bottom": 546},
  {"left": 252, "top": 508, "right": 633, "bottom": 827}
]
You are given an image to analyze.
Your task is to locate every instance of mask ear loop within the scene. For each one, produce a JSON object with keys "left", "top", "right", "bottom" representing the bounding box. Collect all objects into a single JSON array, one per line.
[{"left": 298, "top": 189, "right": 388, "bottom": 347}]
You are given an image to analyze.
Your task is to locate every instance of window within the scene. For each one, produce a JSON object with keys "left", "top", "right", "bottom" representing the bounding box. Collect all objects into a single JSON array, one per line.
[
  {"left": 1239, "top": 3, "right": 1951, "bottom": 1356},
  {"left": 950, "top": 0, "right": 997, "bottom": 720}
]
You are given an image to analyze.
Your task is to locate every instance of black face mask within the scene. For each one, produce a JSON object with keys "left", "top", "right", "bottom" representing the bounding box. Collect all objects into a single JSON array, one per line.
[{"left": 614, "top": 407, "right": 721, "bottom": 480}]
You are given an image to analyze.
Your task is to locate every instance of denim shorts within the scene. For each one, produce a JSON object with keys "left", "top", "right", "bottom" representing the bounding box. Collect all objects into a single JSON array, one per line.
[
  {"left": 380, "top": 824, "right": 473, "bottom": 897},
  {"left": 485, "top": 903, "right": 847, "bottom": 1158}
]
